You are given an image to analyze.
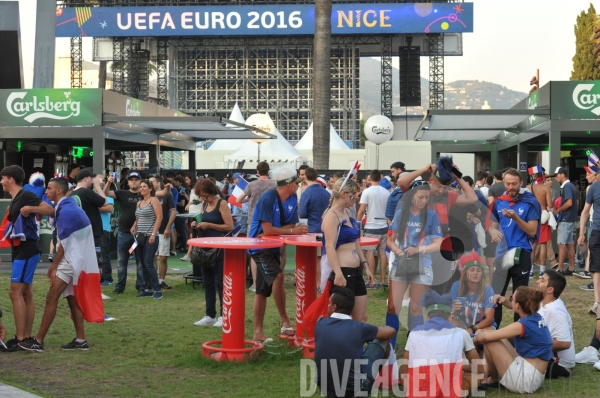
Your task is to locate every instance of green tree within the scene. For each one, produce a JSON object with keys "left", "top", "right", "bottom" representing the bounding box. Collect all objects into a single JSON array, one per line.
[
  {"left": 571, "top": 3, "right": 600, "bottom": 80},
  {"left": 360, "top": 119, "right": 366, "bottom": 147},
  {"left": 313, "top": 0, "right": 332, "bottom": 170}
]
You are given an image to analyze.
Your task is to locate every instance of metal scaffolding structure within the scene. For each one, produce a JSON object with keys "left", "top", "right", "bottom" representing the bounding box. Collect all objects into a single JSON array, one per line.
[
  {"left": 380, "top": 36, "right": 392, "bottom": 118},
  {"left": 156, "top": 38, "right": 169, "bottom": 107},
  {"left": 174, "top": 37, "right": 360, "bottom": 145},
  {"left": 428, "top": 33, "right": 444, "bottom": 110},
  {"left": 70, "top": 37, "right": 82, "bottom": 88}
]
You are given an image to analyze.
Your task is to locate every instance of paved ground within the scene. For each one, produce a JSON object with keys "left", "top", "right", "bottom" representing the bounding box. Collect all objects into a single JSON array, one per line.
[{"left": 0, "top": 382, "right": 42, "bottom": 398}]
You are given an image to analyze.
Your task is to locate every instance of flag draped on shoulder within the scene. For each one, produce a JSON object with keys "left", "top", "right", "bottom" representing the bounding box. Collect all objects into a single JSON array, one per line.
[
  {"left": 228, "top": 176, "right": 248, "bottom": 208},
  {"left": 55, "top": 197, "right": 104, "bottom": 323}
]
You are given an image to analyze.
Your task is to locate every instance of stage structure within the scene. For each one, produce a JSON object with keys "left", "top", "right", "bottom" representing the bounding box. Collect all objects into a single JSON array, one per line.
[{"left": 56, "top": 1, "right": 472, "bottom": 148}]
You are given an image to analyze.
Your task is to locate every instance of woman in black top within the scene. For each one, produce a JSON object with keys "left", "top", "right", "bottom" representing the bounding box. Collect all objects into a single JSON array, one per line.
[{"left": 192, "top": 179, "right": 233, "bottom": 327}]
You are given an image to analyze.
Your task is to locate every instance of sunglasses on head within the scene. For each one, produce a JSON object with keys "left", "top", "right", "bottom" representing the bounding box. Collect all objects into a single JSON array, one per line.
[{"left": 411, "top": 180, "right": 430, "bottom": 189}]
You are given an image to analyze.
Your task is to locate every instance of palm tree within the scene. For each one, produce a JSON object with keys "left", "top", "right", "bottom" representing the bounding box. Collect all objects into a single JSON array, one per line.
[{"left": 313, "top": 0, "right": 332, "bottom": 170}]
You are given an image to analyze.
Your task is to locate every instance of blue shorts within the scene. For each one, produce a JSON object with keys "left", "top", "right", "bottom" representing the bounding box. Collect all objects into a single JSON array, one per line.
[{"left": 11, "top": 253, "right": 40, "bottom": 284}]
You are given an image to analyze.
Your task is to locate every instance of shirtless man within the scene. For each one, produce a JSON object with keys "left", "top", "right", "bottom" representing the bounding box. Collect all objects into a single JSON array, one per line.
[{"left": 528, "top": 172, "right": 552, "bottom": 278}]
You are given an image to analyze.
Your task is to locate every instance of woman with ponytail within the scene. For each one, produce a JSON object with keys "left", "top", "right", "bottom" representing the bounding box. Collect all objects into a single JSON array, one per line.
[
  {"left": 385, "top": 182, "right": 442, "bottom": 345},
  {"left": 320, "top": 178, "right": 372, "bottom": 322},
  {"left": 475, "top": 286, "right": 552, "bottom": 393}
]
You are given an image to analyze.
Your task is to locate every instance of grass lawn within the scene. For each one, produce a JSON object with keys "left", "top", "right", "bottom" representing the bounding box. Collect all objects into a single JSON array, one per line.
[{"left": 1, "top": 266, "right": 600, "bottom": 397}]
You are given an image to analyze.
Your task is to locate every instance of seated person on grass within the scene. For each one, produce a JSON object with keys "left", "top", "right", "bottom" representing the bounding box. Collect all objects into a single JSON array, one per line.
[{"left": 314, "top": 287, "right": 396, "bottom": 398}]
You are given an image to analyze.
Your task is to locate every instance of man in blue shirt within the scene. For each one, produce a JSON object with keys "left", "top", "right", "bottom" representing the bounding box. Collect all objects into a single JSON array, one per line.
[
  {"left": 299, "top": 167, "right": 331, "bottom": 233},
  {"left": 249, "top": 164, "right": 308, "bottom": 342},
  {"left": 315, "top": 287, "right": 395, "bottom": 397},
  {"left": 489, "top": 168, "right": 540, "bottom": 325},
  {"left": 552, "top": 167, "right": 578, "bottom": 275}
]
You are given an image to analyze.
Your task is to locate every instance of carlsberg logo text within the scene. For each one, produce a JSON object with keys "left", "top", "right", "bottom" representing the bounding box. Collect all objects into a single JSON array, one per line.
[
  {"left": 7, "top": 92, "right": 81, "bottom": 123},
  {"left": 573, "top": 84, "right": 600, "bottom": 116}
]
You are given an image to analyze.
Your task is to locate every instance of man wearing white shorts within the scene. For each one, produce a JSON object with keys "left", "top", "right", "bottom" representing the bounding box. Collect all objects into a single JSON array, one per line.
[{"left": 150, "top": 175, "right": 177, "bottom": 290}]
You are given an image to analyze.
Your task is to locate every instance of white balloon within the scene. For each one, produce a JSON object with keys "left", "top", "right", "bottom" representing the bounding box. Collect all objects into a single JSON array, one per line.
[
  {"left": 364, "top": 115, "right": 394, "bottom": 145},
  {"left": 246, "top": 113, "right": 275, "bottom": 144}
]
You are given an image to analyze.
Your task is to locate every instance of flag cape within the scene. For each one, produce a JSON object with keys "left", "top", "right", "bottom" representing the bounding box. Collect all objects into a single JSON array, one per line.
[
  {"left": 228, "top": 177, "right": 248, "bottom": 208},
  {"left": 406, "top": 318, "right": 465, "bottom": 398},
  {"left": 55, "top": 197, "right": 104, "bottom": 323},
  {"left": 300, "top": 279, "right": 332, "bottom": 338}
]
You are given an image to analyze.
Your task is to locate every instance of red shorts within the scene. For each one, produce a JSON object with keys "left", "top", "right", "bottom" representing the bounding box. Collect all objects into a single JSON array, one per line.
[{"left": 538, "top": 223, "right": 551, "bottom": 244}]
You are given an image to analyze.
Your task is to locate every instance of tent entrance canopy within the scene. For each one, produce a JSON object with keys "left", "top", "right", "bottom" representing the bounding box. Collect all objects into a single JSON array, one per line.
[
  {"left": 415, "top": 109, "right": 550, "bottom": 142},
  {"left": 102, "top": 116, "right": 275, "bottom": 141}
]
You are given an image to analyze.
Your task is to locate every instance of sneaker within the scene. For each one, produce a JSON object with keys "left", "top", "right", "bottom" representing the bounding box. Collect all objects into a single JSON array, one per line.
[
  {"left": 213, "top": 317, "right": 223, "bottom": 327},
  {"left": 574, "top": 270, "right": 592, "bottom": 279},
  {"left": 594, "top": 360, "right": 600, "bottom": 371},
  {"left": 159, "top": 281, "right": 172, "bottom": 290},
  {"left": 551, "top": 263, "right": 559, "bottom": 269},
  {"left": 582, "top": 282, "right": 595, "bottom": 291},
  {"left": 112, "top": 289, "right": 124, "bottom": 294},
  {"left": 152, "top": 291, "right": 163, "bottom": 299},
  {"left": 576, "top": 346, "right": 600, "bottom": 364},
  {"left": 562, "top": 269, "right": 574, "bottom": 276},
  {"left": 101, "top": 280, "right": 114, "bottom": 287},
  {"left": 61, "top": 338, "right": 90, "bottom": 351},
  {"left": 180, "top": 256, "right": 190, "bottom": 261},
  {"left": 194, "top": 316, "right": 216, "bottom": 326},
  {"left": 18, "top": 337, "right": 44, "bottom": 353},
  {"left": 529, "top": 270, "right": 534, "bottom": 278},
  {"left": 3, "top": 337, "right": 23, "bottom": 352},
  {"left": 589, "top": 302, "right": 600, "bottom": 316},
  {"left": 136, "top": 290, "right": 153, "bottom": 298},
  {"left": 170, "top": 251, "right": 177, "bottom": 256},
  {"left": 537, "top": 271, "right": 545, "bottom": 279},
  {"left": 48, "top": 254, "right": 55, "bottom": 261},
  {"left": 249, "top": 285, "right": 256, "bottom": 292}
]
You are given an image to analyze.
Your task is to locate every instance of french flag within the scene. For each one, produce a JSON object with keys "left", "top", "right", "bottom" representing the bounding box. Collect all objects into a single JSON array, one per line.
[
  {"left": 585, "top": 165, "right": 598, "bottom": 174},
  {"left": 406, "top": 318, "right": 465, "bottom": 398},
  {"left": 228, "top": 176, "right": 248, "bottom": 208},
  {"left": 590, "top": 151, "right": 600, "bottom": 167},
  {"left": 340, "top": 160, "right": 361, "bottom": 190},
  {"left": 528, "top": 165, "right": 542, "bottom": 175},
  {"left": 55, "top": 197, "right": 104, "bottom": 323}
]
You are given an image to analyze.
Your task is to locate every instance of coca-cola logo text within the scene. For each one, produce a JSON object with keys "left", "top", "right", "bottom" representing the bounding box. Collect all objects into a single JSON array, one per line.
[
  {"left": 222, "top": 274, "right": 233, "bottom": 334},
  {"left": 295, "top": 268, "right": 306, "bottom": 324}
]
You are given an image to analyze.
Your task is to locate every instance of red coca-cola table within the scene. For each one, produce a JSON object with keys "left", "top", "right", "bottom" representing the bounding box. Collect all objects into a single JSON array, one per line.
[
  {"left": 188, "top": 237, "right": 283, "bottom": 362},
  {"left": 264, "top": 234, "right": 380, "bottom": 348}
]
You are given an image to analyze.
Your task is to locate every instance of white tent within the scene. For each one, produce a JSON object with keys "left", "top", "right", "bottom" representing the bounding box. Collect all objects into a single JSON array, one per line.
[
  {"left": 294, "top": 123, "right": 349, "bottom": 150},
  {"left": 224, "top": 114, "right": 308, "bottom": 169},
  {"left": 207, "top": 103, "right": 247, "bottom": 151}
]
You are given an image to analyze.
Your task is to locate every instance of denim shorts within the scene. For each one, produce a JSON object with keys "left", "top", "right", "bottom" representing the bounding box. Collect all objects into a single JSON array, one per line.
[
  {"left": 389, "top": 261, "right": 433, "bottom": 285},
  {"left": 557, "top": 222, "right": 574, "bottom": 245}
]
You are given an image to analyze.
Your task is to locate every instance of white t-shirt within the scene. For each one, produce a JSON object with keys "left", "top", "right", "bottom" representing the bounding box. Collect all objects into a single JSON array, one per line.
[
  {"left": 479, "top": 186, "right": 489, "bottom": 198},
  {"left": 538, "top": 298, "right": 576, "bottom": 369},
  {"left": 359, "top": 185, "right": 390, "bottom": 229},
  {"left": 188, "top": 190, "right": 202, "bottom": 214}
]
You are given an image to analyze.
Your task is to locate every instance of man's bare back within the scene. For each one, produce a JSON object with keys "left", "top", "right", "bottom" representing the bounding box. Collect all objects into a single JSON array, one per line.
[{"left": 528, "top": 181, "right": 551, "bottom": 210}]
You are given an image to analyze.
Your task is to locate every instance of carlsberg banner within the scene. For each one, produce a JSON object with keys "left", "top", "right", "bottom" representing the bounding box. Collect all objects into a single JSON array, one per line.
[
  {"left": 0, "top": 89, "right": 102, "bottom": 127},
  {"left": 551, "top": 81, "right": 600, "bottom": 120}
]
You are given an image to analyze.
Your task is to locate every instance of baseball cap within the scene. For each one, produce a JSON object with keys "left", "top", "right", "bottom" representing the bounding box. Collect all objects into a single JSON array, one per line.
[
  {"left": 232, "top": 172, "right": 241, "bottom": 179},
  {"left": 128, "top": 171, "right": 142, "bottom": 180},
  {"left": 550, "top": 167, "right": 568, "bottom": 177},
  {"left": 390, "top": 161, "right": 406, "bottom": 170}
]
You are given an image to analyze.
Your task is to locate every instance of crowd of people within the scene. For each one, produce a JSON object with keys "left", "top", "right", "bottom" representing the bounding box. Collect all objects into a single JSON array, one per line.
[{"left": 2, "top": 155, "right": 600, "bottom": 397}]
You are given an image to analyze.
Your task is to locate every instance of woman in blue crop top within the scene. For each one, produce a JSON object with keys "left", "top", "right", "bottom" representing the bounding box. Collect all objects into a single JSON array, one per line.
[
  {"left": 321, "top": 178, "right": 372, "bottom": 322},
  {"left": 474, "top": 286, "right": 552, "bottom": 394}
]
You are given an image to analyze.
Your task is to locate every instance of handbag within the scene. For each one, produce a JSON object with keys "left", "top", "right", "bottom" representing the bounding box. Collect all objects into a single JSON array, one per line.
[
  {"left": 134, "top": 232, "right": 147, "bottom": 247},
  {"left": 394, "top": 254, "right": 424, "bottom": 278},
  {"left": 191, "top": 246, "right": 223, "bottom": 269}
]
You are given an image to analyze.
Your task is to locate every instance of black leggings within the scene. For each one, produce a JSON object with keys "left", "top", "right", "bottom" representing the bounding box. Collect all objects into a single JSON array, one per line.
[{"left": 492, "top": 248, "right": 532, "bottom": 327}]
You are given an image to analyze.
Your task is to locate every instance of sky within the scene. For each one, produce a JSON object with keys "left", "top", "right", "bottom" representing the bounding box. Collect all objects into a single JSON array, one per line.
[{"left": 6, "top": 0, "right": 595, "bottom": 93}]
